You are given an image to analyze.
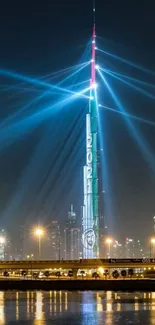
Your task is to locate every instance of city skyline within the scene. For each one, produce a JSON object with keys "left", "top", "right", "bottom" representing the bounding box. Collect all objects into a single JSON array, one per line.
[
  {"left": 0, "top": 0, "right": 154, "bottom": 246},
  {"left": 0, "top": 211, "right": 155, "bottom": 260},
  {"left": 0, "top": 2, "right": 155, "bottom": 325}
]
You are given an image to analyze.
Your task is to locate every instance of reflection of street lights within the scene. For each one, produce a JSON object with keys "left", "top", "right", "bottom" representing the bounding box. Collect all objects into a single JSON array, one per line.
[
  {"left": 150, "top": 238, "right": 155, "bottom": 258},
  {"left": 34, "top": 228, "right": 44, "bottom": 260},
  {"left": 105, "top": 238, "right": 113, "bottom": 257}
]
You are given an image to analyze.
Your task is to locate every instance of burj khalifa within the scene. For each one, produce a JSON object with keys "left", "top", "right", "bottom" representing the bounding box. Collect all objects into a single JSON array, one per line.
[{"left": 82, "top": 5, "right": 99, "bottom": 259}]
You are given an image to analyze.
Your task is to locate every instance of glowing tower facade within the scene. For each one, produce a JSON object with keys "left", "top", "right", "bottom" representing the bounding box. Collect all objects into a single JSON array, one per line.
[{"left": 82, "top": 23, "right": 99, "bottom": 258}]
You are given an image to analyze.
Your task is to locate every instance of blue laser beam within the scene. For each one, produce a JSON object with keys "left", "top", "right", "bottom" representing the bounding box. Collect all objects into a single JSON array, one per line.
[
  {"left": 0, "top": 61, "right": 88, "bottom": 94},
  {"left": 0, "top": 62, "right": 90, "bottom": 97},
  {"left": 0, "top": 63, "right": 90, "bottom": 129},
  {"left": 0, "top": 85, "right": 91, "bottom": 151},
  {"left": 101, "top": 68, "right": 155, "bottom": 89},
  {"left": 98, "top": 48, "right": 155, "bottom": 76},
  {"left": 103, "top": 69, "right": 155, "bottom": 101},
  {"left": 99, "top": 104, "right": 155, "bottom": 127},
  {"left": 98, "top": 68, "right": 155, "bottom": 172}
]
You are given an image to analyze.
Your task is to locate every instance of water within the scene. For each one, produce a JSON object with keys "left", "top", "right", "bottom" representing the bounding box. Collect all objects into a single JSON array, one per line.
[{"left": 0, "top": 291, "right": 155, "bottom": 324}]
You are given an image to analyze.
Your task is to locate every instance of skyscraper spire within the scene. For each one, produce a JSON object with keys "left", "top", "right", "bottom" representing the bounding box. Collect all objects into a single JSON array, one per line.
[
  {"left": 93, "top": 0, "right": 96, "bottom": 27},
  {"left": 91, "top": 0, "right": 96, "bottom": 84}
]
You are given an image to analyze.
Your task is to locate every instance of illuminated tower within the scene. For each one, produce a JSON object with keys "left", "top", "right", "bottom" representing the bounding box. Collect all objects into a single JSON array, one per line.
[{"left": 82, "top": 2, "right": 99, "bottom": 258}]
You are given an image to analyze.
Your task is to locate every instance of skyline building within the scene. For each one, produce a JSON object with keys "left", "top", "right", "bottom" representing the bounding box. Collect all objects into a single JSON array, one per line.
[
  {"left": 0, "top": 229, "right": 5, "bottom": 260},
  {"left": 43, "top": 221, "right": 61, "bottom": 260},
  {"left": 19, "top": 225, "right": 25, "bottom": 259},
  {"left": 64, "top": 205, "right": 78, "bottom": 259},
  {"left": 99, "top": 215, "right": 106, "bottom": 257},
  {"left": 68, "top": 204, "right": 76, "bottom": 223},
  {"left": 50, "top": 221, "right": 61, "bottom": 260},
  {"left": 124, "top": 238, "right": 144, "bottom": 258},
  {"left": 82, "top": 10, "right": 99, "bottom": 258},
  {"left": 71, "top": 228, "right": 80, "bottom": 260},
  {"left": 64, "top": 227, "right": 70, "bottom": 260}
]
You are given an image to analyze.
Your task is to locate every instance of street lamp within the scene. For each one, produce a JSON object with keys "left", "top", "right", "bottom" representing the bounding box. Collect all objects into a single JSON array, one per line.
[
  {"left": 34, "top": 228, "right": 44, "bottom": 260},
  {"left": 105, "top": 238, "right": 113, "bottom": 257},
  {"left": 150, "top": 238, "right": 155, "bottom": 258}
]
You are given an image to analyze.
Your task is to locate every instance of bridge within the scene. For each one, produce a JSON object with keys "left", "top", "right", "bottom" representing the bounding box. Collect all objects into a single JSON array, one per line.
[{"left": 0, "top": 258, "right": 154, "bottom": 271}]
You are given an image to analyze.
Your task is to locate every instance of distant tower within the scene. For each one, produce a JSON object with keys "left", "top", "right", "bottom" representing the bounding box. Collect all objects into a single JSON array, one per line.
[
  {"left": 64, "top": 204, "right": 76, "bottom": 259},
  {"left": 0, "top": 229, "right": 6, "bottom": 260},
  {"left": 50, "top": 221, "right": 60, "bottom": 260},
  {"left": 71, "top": 228, "right": 80, "bottom": 259},
  {"left": 68, "top": 204, "right": 76, "bottom": 223},
  {"left": 82, "top": 2, "right": 99, "bottom": 258}
]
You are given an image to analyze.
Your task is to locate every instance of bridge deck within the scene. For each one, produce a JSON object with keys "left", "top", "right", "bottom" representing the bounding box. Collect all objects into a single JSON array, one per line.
[{"left": 0, "top": 259, "right": 154, "bottom": 270}]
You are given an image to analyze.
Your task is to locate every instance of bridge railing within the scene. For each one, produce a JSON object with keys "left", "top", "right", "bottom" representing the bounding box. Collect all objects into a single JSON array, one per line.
[{"left": 0, "top": 258, "right": 155, "bottom": 265}]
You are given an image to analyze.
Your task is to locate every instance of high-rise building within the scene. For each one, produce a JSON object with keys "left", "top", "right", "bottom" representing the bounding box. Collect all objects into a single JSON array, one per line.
[
  {"left": 0, "top": 229, "right": 6, "bottom": 260},
  {"left": 5, "top": 238, "right": 13, "bottom": 260},
  {"left": 64, "top": 205, "right": 77, "bottom": 260},
  {"left": 124, "top": 238, "right": 144, "bottom": 258},
  {"left": 71, "top": 228, "right": 80, "bottom": 260},
  {"left": 64, "top": 227, "right": 70, "bottom": 260},
  {"left": 82, "top": 17, "right": 99, "bottom": 259},
  {"left": 111, "top": 241, "right": 123, "bottom": 258},
  {"left": 99, "top": 215, "right": 106, "bottom": 258},
  {"left": 68, "top": 204, "right": 76, "bottom": 223},
  {"left": 19, "top": 226, "right": 25, "bottom": 259},
  {"left": 12, "top": 225, "right": 28, "bottom": 260},
  {"left": 47, "top": 221, "right": 60, "bottom": 260}
]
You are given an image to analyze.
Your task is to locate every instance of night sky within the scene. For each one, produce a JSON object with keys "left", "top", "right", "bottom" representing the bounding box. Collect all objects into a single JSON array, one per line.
[{"left": 0, "top": 0, "right": 155, "bottom": 243}]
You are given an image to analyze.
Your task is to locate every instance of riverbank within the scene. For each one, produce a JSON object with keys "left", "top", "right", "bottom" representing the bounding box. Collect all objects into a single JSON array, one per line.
[{"left": 0, "top": 279, "right": 155, "bottom": 291}]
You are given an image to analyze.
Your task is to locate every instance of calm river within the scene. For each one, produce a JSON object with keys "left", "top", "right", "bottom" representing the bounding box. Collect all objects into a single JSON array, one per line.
[{"left": 0, "top": 290, "right": 155, "bottom": 324}]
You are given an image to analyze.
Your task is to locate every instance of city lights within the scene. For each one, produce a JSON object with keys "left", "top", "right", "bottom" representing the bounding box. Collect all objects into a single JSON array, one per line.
[
  {"left": 105, "top": 238, "right": 113, "bottom": 257},
  {"left": 150, "top": 238, "right": 155, "bottom": 258},
  {"left": 35, "top": 228, "right": 44, "bottom": 237},
  {"left": 106, "top": 238, "right": 113, "bottom": 245},
  {"left": 0, "top": 0, "right": 154, "bottom": 274},
  {"left": 0, "top": 237, "right": 5, "bottom": 245},
  {"left": 34, "top": 227, "right": 45, "bottom": 260}
]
